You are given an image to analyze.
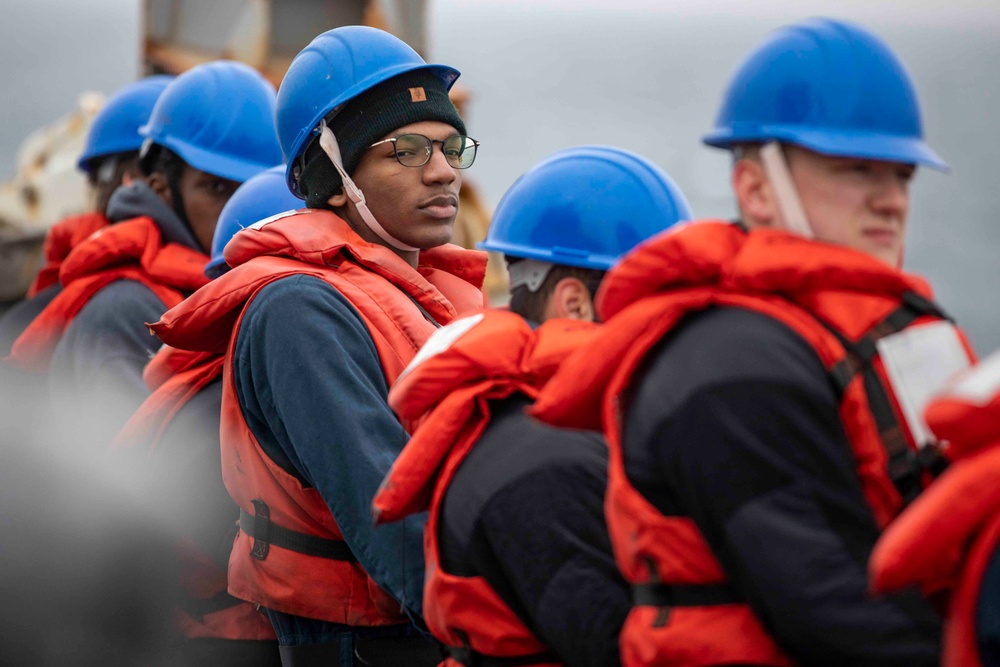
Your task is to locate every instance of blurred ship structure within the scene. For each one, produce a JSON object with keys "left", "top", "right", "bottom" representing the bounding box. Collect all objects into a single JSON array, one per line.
[
  {"left": 0, "top": 0, "right": 506, "bottom": 308},
  {"left": 143, "top": 0, "right": 426, "bottom": 88},
  {"left": 0, "top": 93, "right": 104, "bottom": 308}
]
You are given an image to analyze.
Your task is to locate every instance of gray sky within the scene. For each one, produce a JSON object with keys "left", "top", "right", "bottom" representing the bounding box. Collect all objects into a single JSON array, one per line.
[{"left": 0, "top": 0, "right": 997, "bottom": 349}]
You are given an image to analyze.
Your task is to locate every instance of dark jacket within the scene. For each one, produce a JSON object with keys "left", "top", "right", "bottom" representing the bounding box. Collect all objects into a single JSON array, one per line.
[{"left": 439, "top": 394, "right": 629, "bottom": 667}]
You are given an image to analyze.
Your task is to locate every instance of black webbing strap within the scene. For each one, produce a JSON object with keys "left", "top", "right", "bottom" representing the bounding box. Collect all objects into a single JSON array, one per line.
[
  {"left": 446, "top": 629, "right": 557, "bottom": 667},
  {"left": 632, "top": 582, "right": 743, "bottom": 607},
  {"left": 634, "top": 558, "right": 744, "bottom": 628},
  {"left": 821, "top": 291, "right": 951, "bottom": 503},
  {"left": 240, "top": 499, "right": 358, "bottom": 562}
]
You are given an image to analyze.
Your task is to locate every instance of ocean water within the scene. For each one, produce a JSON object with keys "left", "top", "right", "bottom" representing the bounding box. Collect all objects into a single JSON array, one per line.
[{"left": 1, "top": 0, "right": 997, "bottom": 351}]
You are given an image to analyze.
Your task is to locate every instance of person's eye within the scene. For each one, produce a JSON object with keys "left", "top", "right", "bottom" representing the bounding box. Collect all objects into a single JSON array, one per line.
[{"left": 207, "top": 179, "right": 237, "bottom": 197}]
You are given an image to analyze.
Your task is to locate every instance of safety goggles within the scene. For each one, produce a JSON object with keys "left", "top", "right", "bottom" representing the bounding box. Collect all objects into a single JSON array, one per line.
[{"left": 369, "top": 134, "right": 480, "bottom": 169}]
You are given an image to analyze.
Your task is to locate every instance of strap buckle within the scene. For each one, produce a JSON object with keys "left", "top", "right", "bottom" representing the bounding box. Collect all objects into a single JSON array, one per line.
[{"left": 247, "top": 499, "right": 270, "bottom": 560}]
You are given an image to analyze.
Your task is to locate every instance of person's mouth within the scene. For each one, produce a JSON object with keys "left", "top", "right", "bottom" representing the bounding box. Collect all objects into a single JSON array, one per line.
[
  {"left": 418, "top": 194, "right": 458, "bottom": 219},
  {"left": 862, "top": 226, "right": 899, "bottom": 246}
]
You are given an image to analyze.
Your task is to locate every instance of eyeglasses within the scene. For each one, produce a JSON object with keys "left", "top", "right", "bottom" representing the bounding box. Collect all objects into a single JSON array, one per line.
[{"left": 369, "top": 134, "right": 480, "bottom": 169}]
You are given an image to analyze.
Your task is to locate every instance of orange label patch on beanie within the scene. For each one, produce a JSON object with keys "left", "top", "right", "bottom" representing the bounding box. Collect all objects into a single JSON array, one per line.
[{"left": 409, "top": 87, "right": 427, "bottom": 102}]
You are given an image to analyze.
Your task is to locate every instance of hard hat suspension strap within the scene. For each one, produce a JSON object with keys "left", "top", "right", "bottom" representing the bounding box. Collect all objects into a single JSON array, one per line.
[
  {"left": 759, "top": 141, "right": 814, "bottom": 239},
  {"left": 318, "top": 121, "right": 419, "bottom": 252}
]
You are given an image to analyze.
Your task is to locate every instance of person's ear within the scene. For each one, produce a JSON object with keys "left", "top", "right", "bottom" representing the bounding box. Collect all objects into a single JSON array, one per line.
[
  {"left": 732, "top": 157, "right": 777, "bottom": 228},
  {"left": 547, "top": 277, "right": 595, "bottom": 322},
  {"left": 326, "top": 188, "right": 348, "bottom": 209},
  {"left": 146, "top": 172, "right": 172, "bottom": 207}
]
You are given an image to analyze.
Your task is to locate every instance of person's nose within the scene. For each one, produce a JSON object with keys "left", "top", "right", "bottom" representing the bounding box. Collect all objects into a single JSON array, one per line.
[
  {"left": 422, "top": 143, "right": 458, "bottom": 186},
  {"left": 870, "top": 168, "right": 909, "bottom": 219}
]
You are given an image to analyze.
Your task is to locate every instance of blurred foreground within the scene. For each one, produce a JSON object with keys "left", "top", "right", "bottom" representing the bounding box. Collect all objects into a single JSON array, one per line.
[{"left": 0, "top": 365, "right": 183, "bottom": 665}]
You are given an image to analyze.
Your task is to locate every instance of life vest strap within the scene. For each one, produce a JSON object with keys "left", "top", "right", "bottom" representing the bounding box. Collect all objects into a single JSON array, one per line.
[
  {"left": 240, "top": 500, "right": 358, "bottom": 562},
  {"left": 820, "top": 291, "right": 950, "bottom": 502},
  {"left": 631, "top": 582, "right": 742, "bottom": 607}
]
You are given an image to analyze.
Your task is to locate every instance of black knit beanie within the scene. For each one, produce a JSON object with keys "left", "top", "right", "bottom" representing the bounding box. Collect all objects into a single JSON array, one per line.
[{"left": 297, "top": 69, "right": 467, "bottom": 209}]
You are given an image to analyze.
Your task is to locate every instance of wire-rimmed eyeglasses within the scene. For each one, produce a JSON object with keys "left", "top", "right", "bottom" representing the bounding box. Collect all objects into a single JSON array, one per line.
[{"left": 369, "top": 134, "right": 480, "bottom": 169}]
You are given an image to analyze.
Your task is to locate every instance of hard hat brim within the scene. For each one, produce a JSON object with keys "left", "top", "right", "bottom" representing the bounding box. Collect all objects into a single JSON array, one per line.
[
  {"left": 147, "top": 134, "right": 283, "bottom": 184},
  {"left": 477, "top": 239, "right": 617, "bottom": 271},
  {"left": 77, "top": 142, "right": 144, "bottom": 173},
  {"left": 703, "top": 125, "right": 948, "bottom": 172}
]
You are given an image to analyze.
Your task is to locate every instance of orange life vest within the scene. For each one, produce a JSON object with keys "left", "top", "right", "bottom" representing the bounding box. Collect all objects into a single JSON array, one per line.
[
  {"left": 374, "top": 310, "right": 599, "bottom": 666},
  {"left": 531, "top": 221, "right": 975, "bottom": 667},
  {"left": 8, "top": 216, "right": 209, "bottom": 372},
  {"left": 871, "top": 354, "right": 1000, "bottom": 667},
  {"left": 148, "top": 209, "right": 486, "bottom": 625},
  {"left": 113, "top": 345, "right": 274, "bottom": 641},
  {"left": 28, "top": 211, "right": 110, "bottom": 297}
]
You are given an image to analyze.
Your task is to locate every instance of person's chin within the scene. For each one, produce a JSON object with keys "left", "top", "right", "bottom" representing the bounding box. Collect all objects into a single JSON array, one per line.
[
  {"left": 864, "top": 244, "right": 903, "bottom": 268},
  {"left": 407, "top": 218, "right": 456, "bottom": 250}
]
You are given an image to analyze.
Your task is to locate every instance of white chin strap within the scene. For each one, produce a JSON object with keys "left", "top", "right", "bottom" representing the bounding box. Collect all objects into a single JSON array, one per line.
[
  {"left": 759, "top": 141, "right": 814, "bottom": 239},
  {"left": 317, "top": 120, "right": 418, "bottom": 252}
]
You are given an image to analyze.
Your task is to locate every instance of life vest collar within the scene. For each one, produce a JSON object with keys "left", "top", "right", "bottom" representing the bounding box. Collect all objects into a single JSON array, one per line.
[
  {"left": 29, "top": 211, "right": 109, "bottom": 297},
  {"left": 59, "top": 216, "right": 209, "bottom": 293},
  {"left": 375, "top": 310, "right": 599, "bottom": 524},
  {"left": 152, "top": 209, "right": 486, "bottom": 353},
  {"left": 142, "top": 345, "right": 215, "bottom": 391},
  {"left": 597, "top": 221, "right": 932, "bottom": 321},
  {"left": 224, "top": 207, "right": 487, "bottom": 301}
]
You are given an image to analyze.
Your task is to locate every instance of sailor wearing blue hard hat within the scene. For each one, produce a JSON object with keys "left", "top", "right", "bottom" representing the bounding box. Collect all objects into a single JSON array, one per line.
[
  {"left": 370, "top": 145, "right": 692, "bottom": 666},
  {"left": 79, "top": 75, "right": 175, "bottom": 215},
  {"left": 525, "top": 18, "right": 970, "bottom": 666},
  {"left": 139, "top": 60, "right": 283, "bottom": 254},
  {"left": 0, "top": 75, "right": 173, "bottom": 355},
  {"left": 704, "top": 17, "right": 947, "bottom": 268},
  {"left": 7, "top": 60, "right": 282, "bottom": 450},
  {"left": 481, "top": 145, "right": 692, "bottom": 321},
  {"left": 142, "top": 26, "right": 487, "bottom": 667}
]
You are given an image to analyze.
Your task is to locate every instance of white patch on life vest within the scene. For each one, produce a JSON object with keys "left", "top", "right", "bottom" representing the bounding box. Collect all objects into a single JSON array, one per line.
[
  {"left": 876, "top": 321, "right": 972, "bottom": 446},
  {"left": 394, "top": 313, "right": 485, "bottom": 386},
  {"left": 945, "top": 348, "right": 1000, "bottom": 406},
  {"left": 245, "top": 209, "right": 300, "bottom": 231}
]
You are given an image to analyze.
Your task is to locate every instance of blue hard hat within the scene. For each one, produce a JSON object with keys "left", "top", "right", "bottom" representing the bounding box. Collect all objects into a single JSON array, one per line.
[
  {"left": 204, "top": 165, "right": 300, "bottom": 279},
  {"left": 480, "top": 146, "right": 693, "bottom": 271},
  {"left": 78, "top": 75, "right": 174, "bottom": 173},
  {"left": 703, "top": 18, "right": 947, "bottom": 170},
  {"left": 277, "top": 25, "right": 460, "bottom": 197},
  {"left": 140, "top": 61, "right": 282, "bottom": 183}
]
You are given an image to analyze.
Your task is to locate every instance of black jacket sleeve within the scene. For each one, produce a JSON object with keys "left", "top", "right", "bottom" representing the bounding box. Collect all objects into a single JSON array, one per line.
[{"left": 623, "top": 306, "right": 942, "bottom": 667}]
